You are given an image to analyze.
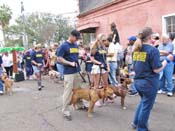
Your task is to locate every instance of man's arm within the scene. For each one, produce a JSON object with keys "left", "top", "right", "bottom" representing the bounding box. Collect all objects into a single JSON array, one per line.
[
  {"left": 159, "top": 50, "right": 170, "bottom": 56},
  {"left": 107, "top": 53, "right": 114, "bottom": 57},
  {"left": 57, "top": 57, "right": 76, "bottom": 67}
]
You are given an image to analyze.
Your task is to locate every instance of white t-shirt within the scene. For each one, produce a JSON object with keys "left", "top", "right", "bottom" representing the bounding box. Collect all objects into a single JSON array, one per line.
[
  {"left": 107, "top": 42, "right": 118, "bottom": 62},
  {"left": 2, "top": 54, "right": 13, "bottom": 67}
]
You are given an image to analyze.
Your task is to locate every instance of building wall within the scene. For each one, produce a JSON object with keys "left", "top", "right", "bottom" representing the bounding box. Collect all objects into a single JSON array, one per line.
[{"left": 78, "top": 0, "right": 175, "bottom": 47}]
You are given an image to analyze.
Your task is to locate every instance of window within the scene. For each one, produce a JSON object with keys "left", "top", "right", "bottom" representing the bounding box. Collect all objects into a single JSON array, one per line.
[
  {"left": 166, "top": 16, "right": 175, "bottom": 34},
  {"left": 162, "top": 14, "right": 175, "bottom": 35}
]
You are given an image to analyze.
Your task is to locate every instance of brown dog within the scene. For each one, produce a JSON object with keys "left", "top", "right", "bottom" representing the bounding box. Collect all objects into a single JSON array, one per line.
[
  {"left": 109, "top": 78, "right": 132, "bottom": 109},
  {"left": 1, "top": 74, "right": 13, "bottom": 95},
  {"left": 70, "top": 86, "right": 114, "bottom": 117}
]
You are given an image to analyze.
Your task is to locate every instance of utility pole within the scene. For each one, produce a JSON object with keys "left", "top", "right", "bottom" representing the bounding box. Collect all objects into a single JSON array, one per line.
[{"left": 21, "top": 1, "right": 28, "bottom": 48}]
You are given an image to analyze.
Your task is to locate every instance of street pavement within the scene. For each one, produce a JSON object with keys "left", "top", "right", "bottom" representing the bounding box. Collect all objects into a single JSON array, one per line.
[{"left": 0, "top": 75, "right": 174, "bottom": 131}]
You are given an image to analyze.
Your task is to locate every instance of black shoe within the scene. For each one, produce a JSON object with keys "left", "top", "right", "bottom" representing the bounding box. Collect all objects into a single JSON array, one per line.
[
  {"left": 78, "top": 106, "right": 88, "bottom": 111},
  {"left": 63, "top": 115, "right": 72, "bottom": 121},
  {"left": 38, "top": 87, "right": 42, "bottom": 91},
  {"left": 129, "top": 91, "right": 138, "bottom": 96},
  {"left": 41, "top": 85, "right": 45, "bottom": 88}
]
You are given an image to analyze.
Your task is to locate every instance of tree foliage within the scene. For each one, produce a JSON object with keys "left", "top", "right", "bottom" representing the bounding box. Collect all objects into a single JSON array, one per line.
[
  {"left": 0, "top": 4, "right": 12, "bottom": 28},
  {"left": 4, "top": 12, "right": 74, "bottom": 47}
]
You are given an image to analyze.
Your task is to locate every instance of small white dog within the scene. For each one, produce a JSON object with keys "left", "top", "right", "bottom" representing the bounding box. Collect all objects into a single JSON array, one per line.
[{"left": 48, "top": 70, "right": 60, "bottom": 83}]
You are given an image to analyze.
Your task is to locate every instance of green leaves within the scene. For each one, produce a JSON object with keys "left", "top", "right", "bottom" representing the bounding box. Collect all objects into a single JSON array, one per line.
[
  {"left": 4, "top": 12, "right": 74, "bottom": 47},
  {"left": 0, "top": 4, "right": 12, "bottom": 28}
]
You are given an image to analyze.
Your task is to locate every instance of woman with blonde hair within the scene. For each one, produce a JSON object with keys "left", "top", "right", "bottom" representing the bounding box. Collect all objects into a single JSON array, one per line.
[{"left": 90, "top": 34, "right": 110, "bottom": 106}]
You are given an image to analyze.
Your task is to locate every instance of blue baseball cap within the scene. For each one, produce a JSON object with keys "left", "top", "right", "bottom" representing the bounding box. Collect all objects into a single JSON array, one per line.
[{"left": 128, "top": 36, "right": 137, "bottom": 41}]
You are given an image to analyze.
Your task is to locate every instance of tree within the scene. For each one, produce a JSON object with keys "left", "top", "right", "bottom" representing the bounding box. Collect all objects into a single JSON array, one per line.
[
  {"left": 0, "top": 4, "right": 12, "bottom": 47},
  {"left": 0, "top": 4, "right": 12, "bottom": 28},
  {"left": 54, "top": 15, "right": 74, "bottom": 43},
  {"left": 4, "top": 12, "right": 74, "bottom": 47}
]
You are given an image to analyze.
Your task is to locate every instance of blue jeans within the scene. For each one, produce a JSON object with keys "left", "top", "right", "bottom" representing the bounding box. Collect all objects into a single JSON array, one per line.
[
  {"left": 109, "top": 62, "right": 118, "bottom": 86},
  {"left": 128, "top": 64, "right": 137, "bottom": 93},
  {"left": 160, "top": 62, "right": 174, "bottom": 93},
  {"left": 0, "top": 68, "right": 3, "bottom": 91},
  {"left": 133, "top": 79, "right": 158, "bottom": 131},
  {"left": 57, "top": 63, "right": 64, "bottom": 80}
]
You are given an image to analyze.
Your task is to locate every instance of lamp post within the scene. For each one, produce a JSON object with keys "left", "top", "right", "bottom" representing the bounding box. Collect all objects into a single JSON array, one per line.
[{"left": 21, "top": 1, "right": 28, "bottom": 48}]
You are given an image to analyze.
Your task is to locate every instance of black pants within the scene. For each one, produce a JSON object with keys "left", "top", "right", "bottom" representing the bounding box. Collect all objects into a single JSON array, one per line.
[{"left": 5, "top": 66, "right": 13, "bottom": 77}]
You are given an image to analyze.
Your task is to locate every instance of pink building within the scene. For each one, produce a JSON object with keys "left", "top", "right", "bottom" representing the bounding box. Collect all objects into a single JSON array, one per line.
[{"left": 77, "top": 0, "right": 175, "bottom": 46}]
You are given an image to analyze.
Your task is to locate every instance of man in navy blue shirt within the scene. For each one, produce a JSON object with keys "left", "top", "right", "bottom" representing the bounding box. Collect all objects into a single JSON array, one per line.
[
  {"left": 57, "top": 30, "right": 85, "bottom": 121},
  {"left": 23, "top": 50, "right": 33, "bottom": 80},
  {"left": 31, "top": 44, "right": 45, "bottom": 91}
]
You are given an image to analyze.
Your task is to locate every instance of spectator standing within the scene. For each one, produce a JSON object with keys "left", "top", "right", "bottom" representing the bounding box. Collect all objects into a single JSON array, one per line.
[
  {"left": 2, "top": 52, "right": 13, "bottom": 78},
  {"left": 158, "top": 35, "right": 174, "bottom": 96},
  {"left": 84, "top": 45, "right": 93, "bottom": 86},
  {"left": 56, "top": 44, "right": 64, "bottom": 81},
  {"left": 106, "top": 35, "right": 118, "bottom": 87},
  {"left": 151, "top": 33, "right": 160, "bottom": 48},
  {"left": 50, "top": 43, "right": 58, "bottom": 71},
  {"left": 125, "top": 36, "right": 138, "bottom": 96}
]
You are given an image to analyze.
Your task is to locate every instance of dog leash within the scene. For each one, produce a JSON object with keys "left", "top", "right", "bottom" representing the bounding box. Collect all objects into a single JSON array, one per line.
[
  {"left": 98, "top": 65, "right": 102, "bottom": 88},
  {"left": 75, "top": 61, "right": 86, "bottom": 83},
  {"left": 87, "top": 72, "right": 91, "bottom": 86}
]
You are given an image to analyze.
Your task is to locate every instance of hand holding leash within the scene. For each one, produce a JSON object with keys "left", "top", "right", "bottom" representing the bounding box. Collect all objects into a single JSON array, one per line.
[{"left": 70, "top": 62, "right": 78, "bottom": 67}]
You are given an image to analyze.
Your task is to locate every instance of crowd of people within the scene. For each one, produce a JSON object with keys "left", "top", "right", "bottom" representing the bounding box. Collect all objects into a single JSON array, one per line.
[{"left": 0, "top": 23, "right": 175, "bottom": 131}]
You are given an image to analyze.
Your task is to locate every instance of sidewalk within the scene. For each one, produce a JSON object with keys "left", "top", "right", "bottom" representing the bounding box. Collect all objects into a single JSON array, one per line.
[{"left": 0, "top": 76, "right": 174, "bottom": 131}]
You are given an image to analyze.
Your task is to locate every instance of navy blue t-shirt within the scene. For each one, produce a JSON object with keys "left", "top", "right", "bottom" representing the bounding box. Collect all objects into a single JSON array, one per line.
[
  {"left": 85, "top": 56, "right": 93, "bottom": 72},
  {"left": 0, "top": 56, "right": 2, "bottom": 67},
  {"left": 56, "top": 41, "right": 80, "bottom": 74},
  {"left": 23, "top": 54, "right": 32, "bottom": 66},
  {"left": 31, "top": 51, "right": 44, "bottom": 64},
  {"left": 133, "top": 44, "right": 162, "bottom": 80},
  {"left": 92, "top": 47, "right": 107, "bottom": 65}
]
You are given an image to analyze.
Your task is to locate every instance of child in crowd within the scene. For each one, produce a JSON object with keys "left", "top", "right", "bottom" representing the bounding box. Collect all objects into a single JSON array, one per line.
[{"left": 84, "top": 45, "right": 93, "bottom": 87}]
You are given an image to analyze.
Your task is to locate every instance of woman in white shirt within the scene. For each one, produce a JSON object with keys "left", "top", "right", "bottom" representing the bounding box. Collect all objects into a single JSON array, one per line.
[{"left": 2, "top": 52, "right": 13, "bottom": 78}]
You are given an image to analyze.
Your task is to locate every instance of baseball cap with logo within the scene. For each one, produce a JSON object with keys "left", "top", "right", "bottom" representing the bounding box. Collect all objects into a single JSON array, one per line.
[{"left": 71, "top": 30, "right": 81, "bottom": 39}]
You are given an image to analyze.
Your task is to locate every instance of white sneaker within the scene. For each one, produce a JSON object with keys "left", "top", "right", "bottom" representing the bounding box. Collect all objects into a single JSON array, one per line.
[
  {"left": 157, "top": 90, "right": 166, "bottom": 94},
  {"left": 95, "top": 100, "right": 102, "bottom": 107},
  {"left": 0, "top": 91, "right": 4, "bottom": 95},
  {"left": 167, "top": 92, "right": 173, "bottom": 97}
]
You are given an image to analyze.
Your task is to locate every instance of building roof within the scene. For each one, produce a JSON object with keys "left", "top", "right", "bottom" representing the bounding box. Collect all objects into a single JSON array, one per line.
[{"left": 79, "top": 0, "right": 113, "bottom": 14}]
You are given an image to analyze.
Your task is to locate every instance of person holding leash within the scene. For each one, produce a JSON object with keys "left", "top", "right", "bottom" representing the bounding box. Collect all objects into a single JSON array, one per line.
[
  {"left": 57, "top": 30, "right": 86, "bottom": 121},
  {"left": 90, "top": 34, "right": 110, "bottom": 107}
]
